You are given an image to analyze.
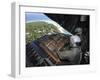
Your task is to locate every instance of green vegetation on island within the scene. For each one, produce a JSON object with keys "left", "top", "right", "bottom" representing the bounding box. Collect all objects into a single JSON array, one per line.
[{"left": 26, "top": 21, "right": 61, "bottom": 43}]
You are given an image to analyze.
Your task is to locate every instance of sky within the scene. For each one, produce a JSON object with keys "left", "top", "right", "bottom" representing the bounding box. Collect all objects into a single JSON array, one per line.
[{"left": 25, "top": 12, "right": 51, "bottom": 22}]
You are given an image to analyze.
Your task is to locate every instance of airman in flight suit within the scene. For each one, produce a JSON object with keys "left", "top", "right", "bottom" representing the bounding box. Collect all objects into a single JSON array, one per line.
[{"left": 58, "top": 28, "right": 82, "bottom": 64}]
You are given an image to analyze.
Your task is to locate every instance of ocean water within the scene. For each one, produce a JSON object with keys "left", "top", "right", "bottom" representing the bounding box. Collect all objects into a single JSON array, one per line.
[{"left": 25, "top": 12, "right": 51, "bottom": 22}]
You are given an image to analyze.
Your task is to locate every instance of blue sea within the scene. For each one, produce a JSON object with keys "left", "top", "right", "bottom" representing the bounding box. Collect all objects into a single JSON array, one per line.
[{"left": 25, "top": 12, "right": 51, "bottom": 22}]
